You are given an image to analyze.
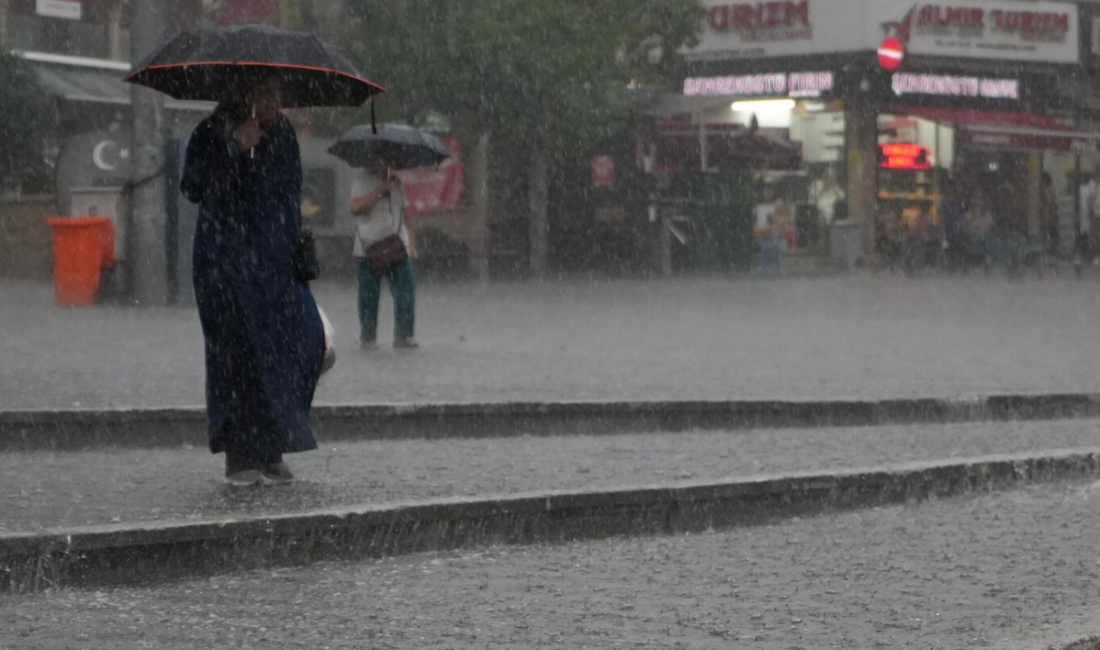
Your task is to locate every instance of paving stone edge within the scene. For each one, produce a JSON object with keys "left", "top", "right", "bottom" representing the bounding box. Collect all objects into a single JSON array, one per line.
[
  {"left": 2, "top": 449, "right": 1099, "bottom": 593},
  {"left": 1055, "top": 638, "right": 1100, "bottom": 650},
  {"left": 2, "top": 393, "right": 1099, "bottom": 451}
]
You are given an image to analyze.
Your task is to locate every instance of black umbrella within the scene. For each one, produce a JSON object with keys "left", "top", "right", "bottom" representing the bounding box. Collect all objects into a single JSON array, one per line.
[
  {"left": 328, "top": 124, "right": 451, "bottom": 170},
  {"left": 123, "top": 23, "right": 385, "bottom": 108}
]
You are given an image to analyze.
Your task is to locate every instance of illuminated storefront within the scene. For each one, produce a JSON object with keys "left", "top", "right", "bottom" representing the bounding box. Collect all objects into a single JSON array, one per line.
[{"left": 670, "top": 0, "right": 1092, "bottom": 261}]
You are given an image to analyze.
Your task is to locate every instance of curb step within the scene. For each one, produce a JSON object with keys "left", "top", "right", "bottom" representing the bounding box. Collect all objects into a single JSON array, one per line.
[
  {"left": 2, "top": 393, "right": 1100, "bottom": 451},
  {"left": 3, "top": 448, "right": 1099, "bottom": 593}
]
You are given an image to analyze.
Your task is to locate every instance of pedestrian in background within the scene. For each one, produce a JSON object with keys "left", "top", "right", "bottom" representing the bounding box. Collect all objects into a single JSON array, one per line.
[
  {"left": 1077, "top": 173, "right": 1097, "bottom": 276},
  {"left": 1040, "top": 172, "right": 1058, "bottom": 258},
  {"left": 939, "top": 175, "right": 968, "bottom": 271},
  {"left": 351, "top": 154, "right": 419, "bottom": 350}
]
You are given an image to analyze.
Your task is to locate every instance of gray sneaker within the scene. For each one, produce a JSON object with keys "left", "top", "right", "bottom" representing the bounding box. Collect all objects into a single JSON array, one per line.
[
  {"left": 261, "top": 462, "right": 294, "bottom": 483},
  {"left": 360, "top": 340, "right": 379, "bottom": 351},
  {"left": 394, "top": 338, "right": 419, "bottom": 350},
  {"left": 225, "top": 469, "right": 263, "bottom": 486}
]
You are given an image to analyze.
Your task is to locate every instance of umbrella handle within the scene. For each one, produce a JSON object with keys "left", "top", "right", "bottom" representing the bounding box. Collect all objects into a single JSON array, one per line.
[
  {"left": 371, "top": 98, "right": 377, "bottom": 135},
  {"left": 251, "top": 104, "right": 256, "bottom": 159}
]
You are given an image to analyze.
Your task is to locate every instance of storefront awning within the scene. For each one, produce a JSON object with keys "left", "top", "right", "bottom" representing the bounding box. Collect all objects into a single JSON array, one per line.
[
  {"left": 656, "top": 120, "right": 803, "bottom": 170},
  {"left": 890, "top": 104, "right": 1100, "bottom": 154},
  {"left": 34, "top": 63, "right": 131, "bottom": 106},
  {"left": 23, "top": 53, "right": 212, "bottom": 112}
]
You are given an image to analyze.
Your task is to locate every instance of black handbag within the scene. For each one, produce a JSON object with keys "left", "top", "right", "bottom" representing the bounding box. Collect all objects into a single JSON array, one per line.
[{"left": 292, "top": 227, "right": 320, "bottom": 283}]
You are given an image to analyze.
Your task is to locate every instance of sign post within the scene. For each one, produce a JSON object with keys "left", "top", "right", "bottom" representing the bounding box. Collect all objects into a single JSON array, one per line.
[{"left": 129, "top": 0, "right": 170, "bottom": 305}]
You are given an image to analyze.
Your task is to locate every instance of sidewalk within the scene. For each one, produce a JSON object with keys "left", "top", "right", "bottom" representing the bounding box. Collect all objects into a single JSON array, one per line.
[
  {"left": 4, "top": 418, "right": 1100, "bottom": 533},
  {"left": 5, "top": 476, "right": 1100, "bottom": 649},
  {"left": 4, "top": 275, "right": 1100, "bottom": 410}
]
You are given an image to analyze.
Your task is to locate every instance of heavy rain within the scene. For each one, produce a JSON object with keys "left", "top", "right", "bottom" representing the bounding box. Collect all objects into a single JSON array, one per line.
[{"left": 4, "top": 0, "right": 1100, "bottom": 648}]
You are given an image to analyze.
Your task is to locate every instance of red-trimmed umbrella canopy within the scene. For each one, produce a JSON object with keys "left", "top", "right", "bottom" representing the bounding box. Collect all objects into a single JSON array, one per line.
[{"left": 124, "top": 23, "right": 385, "bottom": 108}]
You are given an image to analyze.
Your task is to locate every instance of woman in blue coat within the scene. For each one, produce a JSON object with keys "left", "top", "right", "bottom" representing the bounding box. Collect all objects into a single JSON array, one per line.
[{"left": 182, "top": 74, "right": 325, "bottom": 486}]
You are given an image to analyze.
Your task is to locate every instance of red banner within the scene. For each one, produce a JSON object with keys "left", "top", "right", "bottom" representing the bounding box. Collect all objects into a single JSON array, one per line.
[
  {"left": 591, "top": 155, "right": 616, "bottom": 188},
  {"left": 395, "top": 136, "right": 465, "bottom": 216},
  {"left": 218, "top": 0, "right": 279, "bottom": 25}
]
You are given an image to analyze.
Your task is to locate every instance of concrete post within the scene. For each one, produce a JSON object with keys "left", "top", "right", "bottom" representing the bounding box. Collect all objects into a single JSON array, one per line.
[
  {"left": 528, "top": 151, "right": 549, "bottom": 277},
  {"left": 470, "top": 132, "right": 491, "bottom": 283},
  {"left": 106, "top": 0, "right": 124, "bottom": 61},
  {"left": 845, "top": 89, "right": 878, "bottom": 257},
  {"left": 660, "top": 212, "right": 672, "bottom": 277},
  {"left": 129, "top": 0, "right": 170, "bottom": 306},
  {"left": 697, "top": 109, "right": 708, "bottom": 171},
  {"left": 1027, "top": 153, "right": 1042, "bottom": 238},
  {"left": 0, "top": 0, "right": 9, "bottom": 48}
]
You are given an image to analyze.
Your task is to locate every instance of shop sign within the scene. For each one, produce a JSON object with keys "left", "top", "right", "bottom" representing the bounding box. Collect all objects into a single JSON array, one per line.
[
  {"left": 706, "top": 2, "right": 810, "bottom": 30},
  {"left": 36, "top": 0, "right": 81, "bottom": 20},
  {"left": 878, "top": 142, "right": 931, "bottom": 169},
  {"left": 891, "top": 73, "right": 1019, "bottom": 99},
  {"left": 684, "top": 71, "right": 834, "bottom": 98},
  {"left": 869, "top": 0, "right": 1078, "bottom": 64},
  {"left": 686, "top": 0, "right": 867, "bottom": 61}
]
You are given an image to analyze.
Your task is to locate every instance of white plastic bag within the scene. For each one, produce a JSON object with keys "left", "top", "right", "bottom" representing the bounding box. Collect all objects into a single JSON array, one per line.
[{"left": 318, "top": 305, "right": 336, "bottom": 374}]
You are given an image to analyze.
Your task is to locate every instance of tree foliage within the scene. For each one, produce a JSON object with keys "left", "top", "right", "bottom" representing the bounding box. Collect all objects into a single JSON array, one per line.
[
  {"left": 0, "top": 52, "right": 51, "bottom": 190},
  {"left": 334, "top": 0, "right": 701, "bottom": 154}
]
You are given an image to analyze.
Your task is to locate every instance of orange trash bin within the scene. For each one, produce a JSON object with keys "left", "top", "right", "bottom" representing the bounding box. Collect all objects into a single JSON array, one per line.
[{"left": 46, "top": 217, "right": 115, "bottom": 306}]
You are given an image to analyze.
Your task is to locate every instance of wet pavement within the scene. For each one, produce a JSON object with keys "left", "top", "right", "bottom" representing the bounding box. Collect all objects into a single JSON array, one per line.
[
  {"left": 4, "top": 418, "right": 1100, "bottom": 533},
  {"left": 4, "top": 276, "right": 1100, "bottom": 410},
  {"left": 4, "top": 480, "right": 1100, "bottom": 649}
]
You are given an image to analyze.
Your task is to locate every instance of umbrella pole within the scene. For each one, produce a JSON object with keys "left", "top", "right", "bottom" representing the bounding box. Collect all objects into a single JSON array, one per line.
[{"left": 371, "top": 98, "right": 377, "bottom": 135}]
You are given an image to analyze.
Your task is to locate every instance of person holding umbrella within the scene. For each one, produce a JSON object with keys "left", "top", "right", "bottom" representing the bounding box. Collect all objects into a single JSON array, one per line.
[
  {"left": 350, "top": 153, "right": 419, "bottom": 350},
  {"left": 330, "top": 124, "right": 449, "bottom": 351},
  {"left": 126, "top": 23, "right": 385, "bottom": 485},
  {"left": 179, "top": 71, "right": 323, "bottom": 485}
]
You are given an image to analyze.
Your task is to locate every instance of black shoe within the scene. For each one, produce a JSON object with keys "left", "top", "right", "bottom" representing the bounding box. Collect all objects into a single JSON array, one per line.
[{"left": 261, "top": 462, "right": 294, "bottom": 483}]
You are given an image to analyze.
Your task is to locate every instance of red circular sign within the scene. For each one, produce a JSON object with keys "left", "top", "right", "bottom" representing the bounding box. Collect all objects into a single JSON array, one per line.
[{"left": 877, "top": 37, "right": 905, "bottom": 72}]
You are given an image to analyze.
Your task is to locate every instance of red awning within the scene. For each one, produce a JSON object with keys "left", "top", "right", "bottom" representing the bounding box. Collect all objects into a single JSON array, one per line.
[{"left": 889, "top": 104, "right": 1100, "bottom": 154}]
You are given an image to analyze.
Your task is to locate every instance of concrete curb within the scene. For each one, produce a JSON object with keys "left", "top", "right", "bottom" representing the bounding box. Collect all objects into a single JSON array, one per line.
[
  {"left": 3, "top": 393, "right": 1100, "bottom": 451},
  {"left": 3, "top": 448, "right": 1099, "bottom": 593}
]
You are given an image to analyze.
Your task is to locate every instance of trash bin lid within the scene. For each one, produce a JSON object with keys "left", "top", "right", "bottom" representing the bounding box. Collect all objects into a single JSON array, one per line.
[{"left": 46, "top": 217, "right": 113, "bottom": 228}]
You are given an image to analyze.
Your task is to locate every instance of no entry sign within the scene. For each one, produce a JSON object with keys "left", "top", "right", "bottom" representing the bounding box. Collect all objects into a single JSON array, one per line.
[{"left": 878, "top": 36, "right": 905, "bottom": 72}]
